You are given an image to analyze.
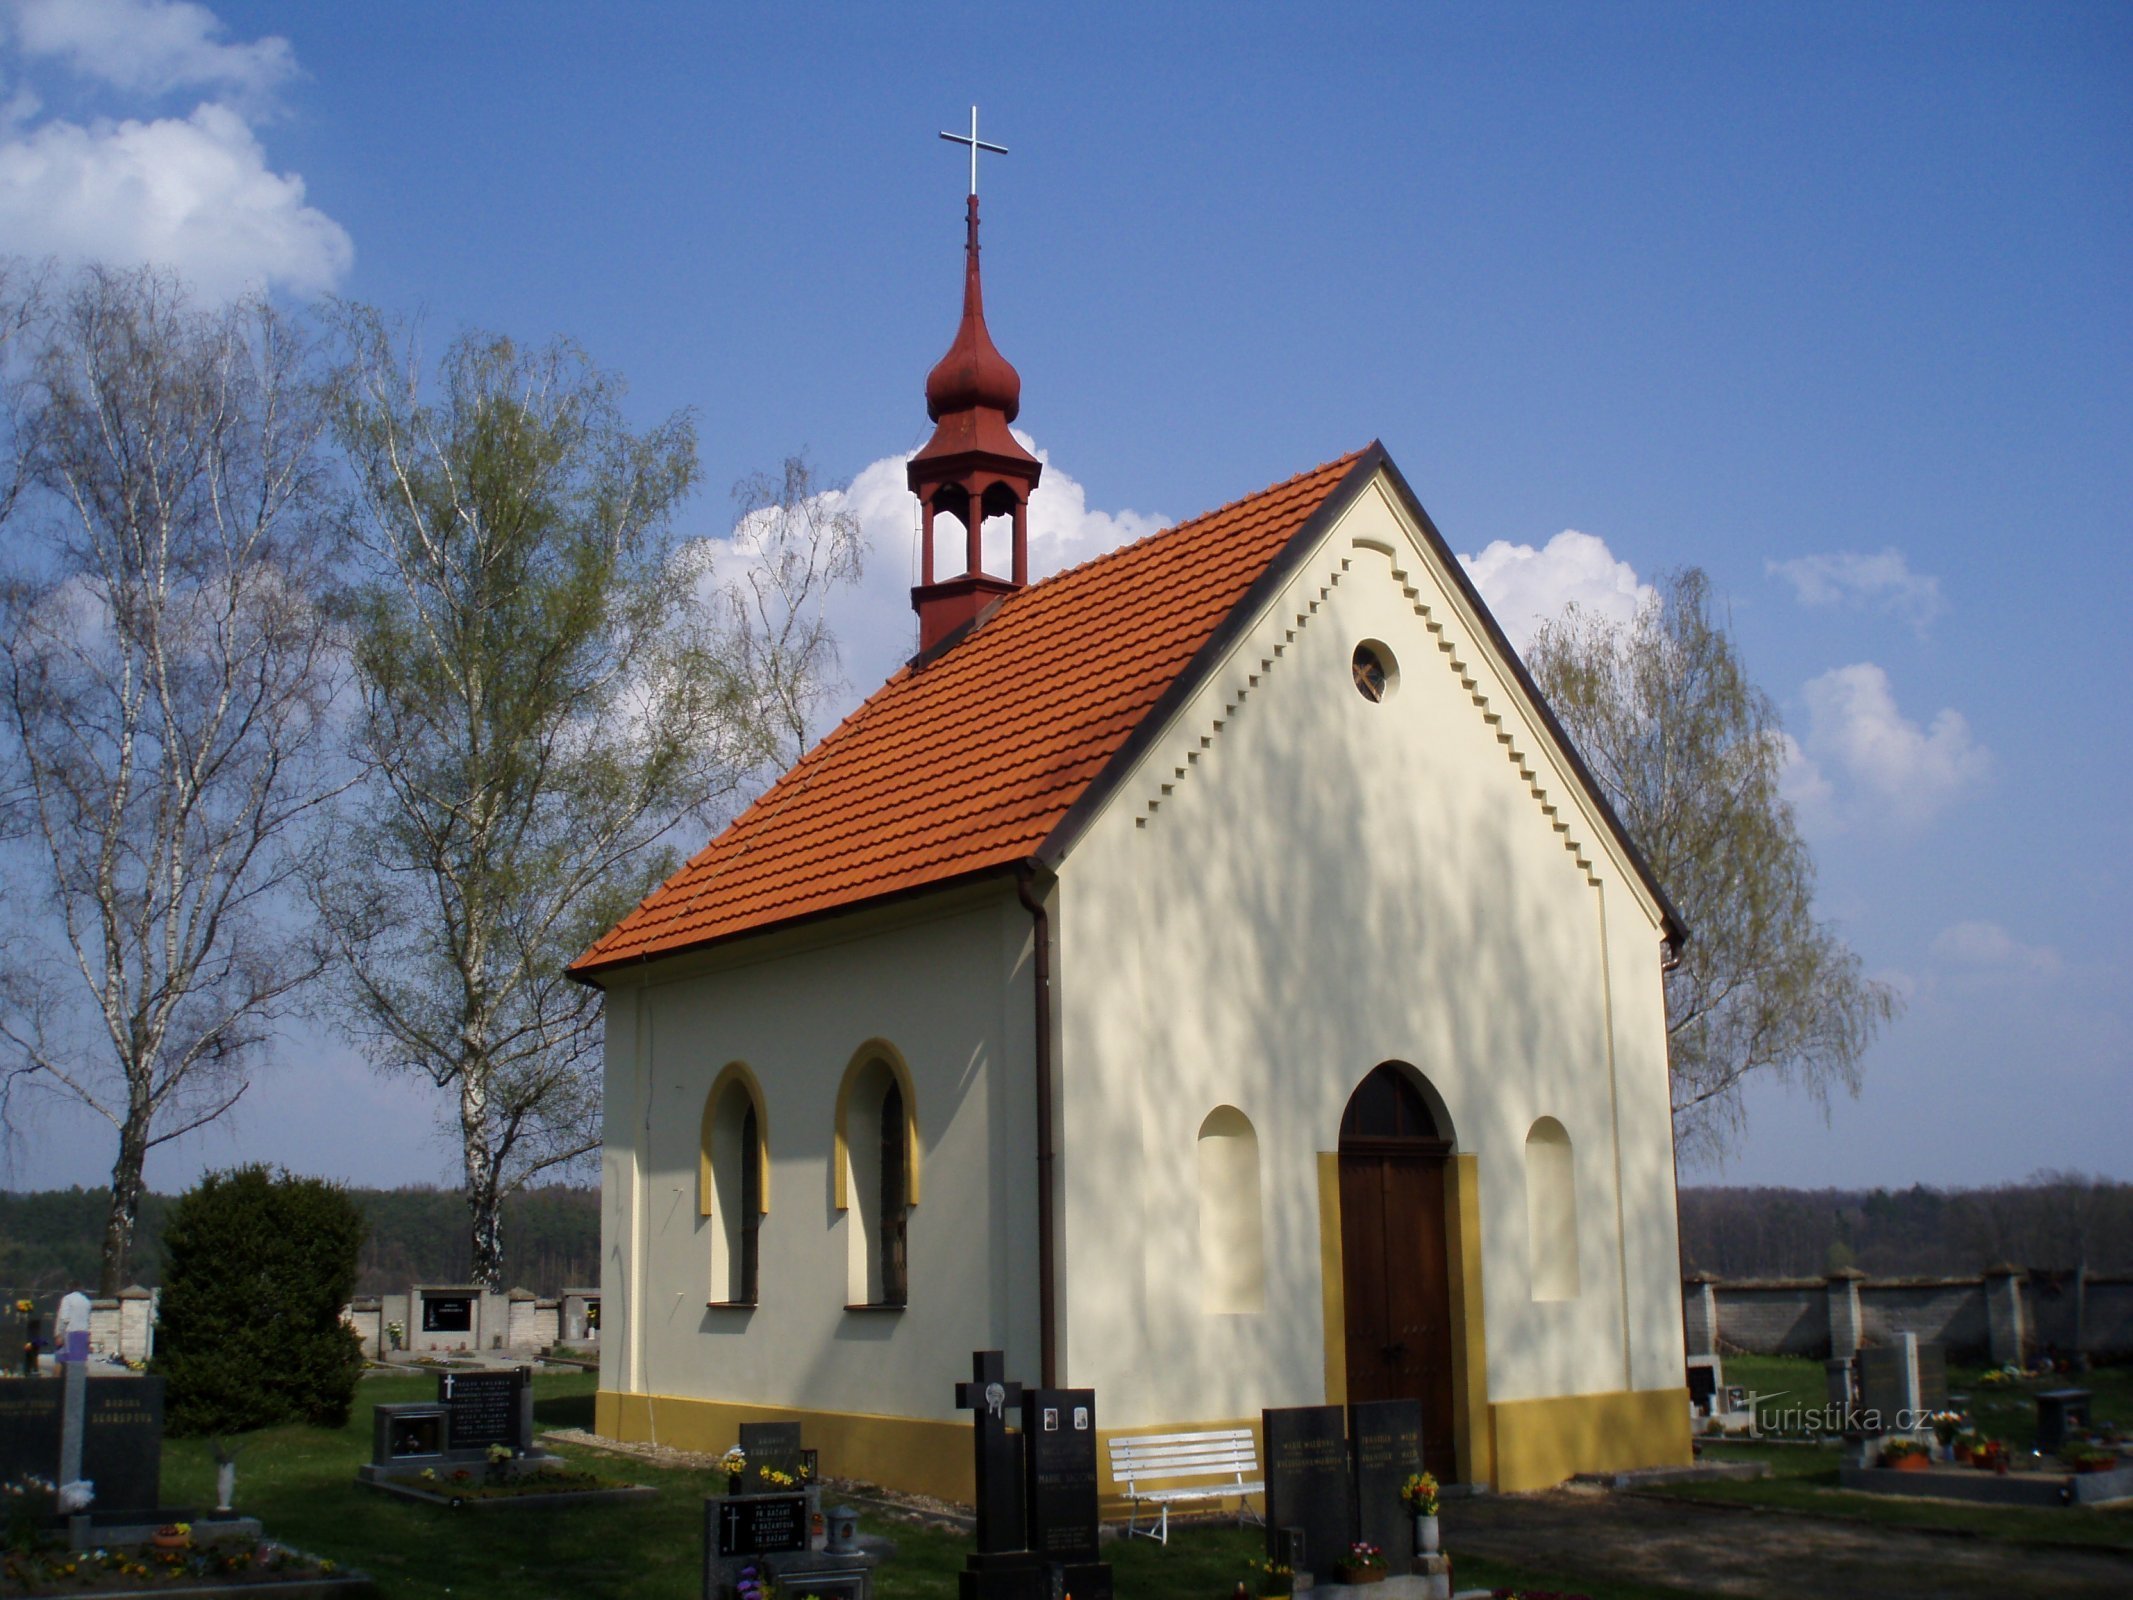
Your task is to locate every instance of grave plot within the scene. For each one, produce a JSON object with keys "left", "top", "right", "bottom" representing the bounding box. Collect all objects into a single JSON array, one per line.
[
  {"left": 705, "top": 1415, "right": 882, "bottom": 1600},
  {"left": 356, "top": 1366, "right": 651, "bottom": 1508}
]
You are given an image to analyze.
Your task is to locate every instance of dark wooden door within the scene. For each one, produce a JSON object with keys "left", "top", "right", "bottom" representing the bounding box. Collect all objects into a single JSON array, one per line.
[{"left": 1340, "top": 1147, "right": 1459, "bottom": 1476}]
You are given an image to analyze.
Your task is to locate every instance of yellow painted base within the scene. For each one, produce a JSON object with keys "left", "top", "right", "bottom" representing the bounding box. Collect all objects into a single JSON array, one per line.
[
  {"left": 596, "top": 1390, "right": 972, "bottom": 1503},
  {"left": 1487, "top": 1386, "right": 1692, "bottom": 1492},
  {"left": 596, "top": 1386, "right": 1691, "bottom": 1505}
]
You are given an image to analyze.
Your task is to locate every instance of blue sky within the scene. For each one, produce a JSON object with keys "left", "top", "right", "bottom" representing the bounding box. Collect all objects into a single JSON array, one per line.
[{"left": 1, "top": 0, "right": 2126, "bottom": 1195}]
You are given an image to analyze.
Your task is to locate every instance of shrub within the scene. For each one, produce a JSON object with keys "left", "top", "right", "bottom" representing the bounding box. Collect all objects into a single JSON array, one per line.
[{"left": 153, "top": 1167, "right": 367, "bottom": 1434}]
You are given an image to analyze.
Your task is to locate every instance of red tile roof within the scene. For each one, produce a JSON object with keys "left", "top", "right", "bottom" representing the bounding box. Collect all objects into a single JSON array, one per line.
[{"left": 568, "top": 449, "right": 1373, "bottom": 978}]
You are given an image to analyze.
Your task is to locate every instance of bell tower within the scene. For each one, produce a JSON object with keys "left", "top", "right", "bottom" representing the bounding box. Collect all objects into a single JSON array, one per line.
[{"left": 908, "top": 108, "right": 1042, "bottom": 653}]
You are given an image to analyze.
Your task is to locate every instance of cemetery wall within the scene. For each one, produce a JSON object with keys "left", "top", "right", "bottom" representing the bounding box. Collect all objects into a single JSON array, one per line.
[
  {"left": 1695, "top": 1273, "right": 2133, "bottom": 1360},
  {"left": 1712, "top": 1279, "right": 1825, "bottom": 1355},
  {"left": 1056, "top": 501, "right": 1689, "bottom": 1470},
  {"left": 1859, "top": 1280, "right": 1990, "bottom": 1352},
  {"left": 595, "top": 881, "right": 1043, "bottom": 1490}
]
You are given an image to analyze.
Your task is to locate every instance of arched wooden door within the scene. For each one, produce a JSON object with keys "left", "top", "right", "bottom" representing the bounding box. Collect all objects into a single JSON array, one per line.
[{"left": 1339, "top": 1063, "right": 1459, "bottom": 1476}]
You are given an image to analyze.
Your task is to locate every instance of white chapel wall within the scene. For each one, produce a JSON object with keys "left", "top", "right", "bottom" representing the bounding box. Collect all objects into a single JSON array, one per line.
[
  {"left": 596, "top": 886, "right": 1042, "bottom": 1424},
  {"left": 1057, "top": 473, "right": 1684, "bottom": 1428}
]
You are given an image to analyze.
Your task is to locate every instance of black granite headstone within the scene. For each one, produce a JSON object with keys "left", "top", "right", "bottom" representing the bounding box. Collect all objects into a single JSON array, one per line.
[
  {"left": 738, "top": 1421, "right": 805, "bottom": 1489},
  {"left": 1021, "top": 1390, "right": 1099, "bottom": 1564},
  {"left": 955, "top": 1351, "right": 1026, "bottom": 1555},
  {"left": 439, "top": 1368, "right": 528, "bottom": 1452},
  {"left": 1349, "top": 1398, "right": 1422, "bottom": 1577},
  {"left": 0, "top": 1377, "right": 163, "bottom": 1516},
  {"left": 714, "top": 1493, "right": 810, "bottom": 1556},
  {"left": 1263, "top": 1405, "right": 1349, "bottom": 1576}
]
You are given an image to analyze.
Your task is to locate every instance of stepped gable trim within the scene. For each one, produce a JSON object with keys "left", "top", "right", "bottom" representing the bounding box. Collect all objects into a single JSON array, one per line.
[
  {"left": 1370, "top": 451, "right": 1685, "bottom": 948},
  {"left": 1032, "top": 444, "right": 1386, "bottom": 870}
]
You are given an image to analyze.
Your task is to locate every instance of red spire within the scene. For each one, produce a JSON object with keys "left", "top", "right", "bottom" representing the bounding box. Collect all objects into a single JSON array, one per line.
[
  {"left": 908, "top": 187, "right": 1042, "bottom": 654},
  {"left": 924, "top": 197, "right": 1022, "bottom": 423}
]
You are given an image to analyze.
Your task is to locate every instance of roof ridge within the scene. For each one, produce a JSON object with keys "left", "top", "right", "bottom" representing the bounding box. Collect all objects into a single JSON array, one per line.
[{"left": 1006, "top": 447, "right": 1369, "bottom": 596}]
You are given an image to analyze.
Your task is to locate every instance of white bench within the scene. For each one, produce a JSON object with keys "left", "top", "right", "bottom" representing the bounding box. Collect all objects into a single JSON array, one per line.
[{"left": 1107, "top": 1427, "right": 1265, "bottom": 1544}]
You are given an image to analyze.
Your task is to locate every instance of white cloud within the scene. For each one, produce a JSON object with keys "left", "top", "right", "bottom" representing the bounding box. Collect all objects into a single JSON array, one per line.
[
  {"left": 1930, "top": 920, "right": 2060, "bottom": 976},
  {"left": 1768, "top": 548, "right": 1945, "bottom": 634},
  {"left": 8, "top": 0, "right": 295, "bottom": 104},
  {"left": 0, "top": 101, "right": 350, "bottom": 300},
  {"left": 707, "top": 440, "right": 1168, "bottom": 733},
  {"left": 0, "top": 2, "right": 347, "bottom": 300},
  {"left": 1798, "top": 662, "right": 1989, "bottom": 827},
  {"left": 1458, "top": 530, "right": 1652, "bottom": 654}
]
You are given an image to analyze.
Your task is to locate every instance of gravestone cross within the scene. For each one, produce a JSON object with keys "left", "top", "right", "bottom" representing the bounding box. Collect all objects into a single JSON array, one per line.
[{"left": 954, "top": 1350, "right": 1026, "bottom": 1554}]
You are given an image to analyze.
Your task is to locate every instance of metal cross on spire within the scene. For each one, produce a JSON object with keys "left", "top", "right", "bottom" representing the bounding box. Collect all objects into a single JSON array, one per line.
[{"left": 939, "top": 105, "right": 1007, "bottom": 196}]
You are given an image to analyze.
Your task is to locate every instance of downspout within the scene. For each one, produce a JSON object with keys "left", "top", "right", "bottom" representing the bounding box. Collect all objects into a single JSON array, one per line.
[{"left": 1016, "top": 865, "right": 1059, "bottom": 1388}]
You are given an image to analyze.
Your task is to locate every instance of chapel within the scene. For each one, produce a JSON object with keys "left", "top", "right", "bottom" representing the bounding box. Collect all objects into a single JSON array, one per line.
[{"left": 571, "top": 156, "right": 1694, "bottom": 1499}]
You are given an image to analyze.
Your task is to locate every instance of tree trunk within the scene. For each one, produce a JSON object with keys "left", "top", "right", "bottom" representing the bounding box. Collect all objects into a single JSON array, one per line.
[
  {"left": 462, "top": 1074, "right": 504, "bottom": 1292},
  {"left": 101, "top": 1125, "right": 148, "bottom": 1296}
]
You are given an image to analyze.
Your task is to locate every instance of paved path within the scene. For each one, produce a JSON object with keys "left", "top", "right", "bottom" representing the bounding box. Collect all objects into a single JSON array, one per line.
[{"left": 1446, "top": 1485, "right": 2133, "bottom": 1599}]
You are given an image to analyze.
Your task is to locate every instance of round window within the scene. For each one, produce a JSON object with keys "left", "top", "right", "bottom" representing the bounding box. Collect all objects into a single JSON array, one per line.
[{"left": 1351, "top": 641, "right": 1397, "bottom": 702}]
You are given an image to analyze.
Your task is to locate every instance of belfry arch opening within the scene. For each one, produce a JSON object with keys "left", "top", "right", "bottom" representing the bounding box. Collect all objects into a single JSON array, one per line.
[{"left": 1337, "top": 1061, "right": 1461, "bottom": 1477}]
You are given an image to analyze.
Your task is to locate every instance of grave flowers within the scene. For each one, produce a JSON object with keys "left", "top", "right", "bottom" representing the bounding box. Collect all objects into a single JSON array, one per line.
[
  {"left": 2061, "top": 1440, "right": 2120, "bottom": 1474},
  {"left": 1333, "top": 1541, "right": 1387, "bottom": 1585},
  {"left": 1244, "top": 1554, "right": 1293, "bottom": 1597},
  {"left": 1401, "top": 1469, "right": 1441, "bottom": 1554},
  {"left": 720, "top": 1446, "right": 748, "bottom": 1495},
  {"left": 1879, "top": 1439, "right": 1930, "bottom": 1472}
]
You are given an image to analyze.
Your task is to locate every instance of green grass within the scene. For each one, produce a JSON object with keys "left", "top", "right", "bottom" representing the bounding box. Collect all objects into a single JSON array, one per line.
[
  {"left": 1647, "top": 1355, "right": 2133, "bottom": 1552},
  {"left": 142, "top": 1371, "right": 1705, "bottom": 1599}
]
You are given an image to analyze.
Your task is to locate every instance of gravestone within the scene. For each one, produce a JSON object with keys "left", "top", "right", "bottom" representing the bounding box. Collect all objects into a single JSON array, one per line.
[
  {"left": 438, "top": 1366, "right": 531, "bottom": 1453},
  {"left": 738, "top": 1420, "right": 805, "bottom": 1490},
  {"left": 2037, "top": 1389, "right": 2092, "bottom": 1453},
  {"left": 1349, "top": 1398, "right": 1422, "bottom": 1577},
  {"left": 1685, "top": 1354, "right": 1722, "bottom": 1414},
  {"left": 1023, "top": 1388, "right": 1111, "bottom": 1600},
  {"left": 1263, "top": 1404, "right": 1350, "bottom": 1578},
  {"left": 1859, "top": 1333, "right": 1937, "bottom": 1432},
  {"left": 422, "top": 1292, "right": 475, "bottom": 1334},
  {"left": 0, "top": 1376, "right": 164, "bottom": 1518},
  {"left": 954, "top": 1351, "right": 1044, "bottom": 1600},
  {"left": 368, "top": 1402, "right": 450, "bottom": 1478}
]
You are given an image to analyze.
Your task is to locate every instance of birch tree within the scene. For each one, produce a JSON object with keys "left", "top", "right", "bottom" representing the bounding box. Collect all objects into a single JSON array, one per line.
[
  {"left": 0, "top": 266, "right": 341, "bottom": 1291},
  {"left": 1526, "top": 568, "right": 1900, "bottom": 1163},
  {"left": 322, "top": 312, "right": 858, "bottom": 1288}
]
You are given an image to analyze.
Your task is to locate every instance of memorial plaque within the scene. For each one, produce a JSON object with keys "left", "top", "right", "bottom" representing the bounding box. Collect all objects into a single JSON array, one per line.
[
  {"left": 714, "top": 1493, "right": 809, "bottom": 1556},
  {"left": 1263, "top": 1405, "right": 1349, "bottom": 1575},
  {"left": 1349, "top": 1398, "right": 1422, "bottom": 1577},
  {"left": 422, "top": 1295, "right": 473, "bottom": 1333},
  {"left": 738, "top": 1420, "right": 805, "bottom": 1489},
  {"left": 1022, "top": 1388, "right": 1101, "bottom": 1564},
  {"left": 374, "top": 1402, "right": 450, "bottom": 1469},
  {"left": 0, "top": 1378, "right": 163, "bottom": 1514},
  {"left": 439, "top": 1368, "right": 526, "bottom": 1451}
]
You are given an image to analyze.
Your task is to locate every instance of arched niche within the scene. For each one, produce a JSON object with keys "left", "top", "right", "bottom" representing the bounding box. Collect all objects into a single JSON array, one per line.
[
  {"left": 1524, "top": 1116, "right": 1580, "bottom": 1302},
  {"left": 1196, "top": 1106, "right": 1266, "bottom": 1315}
]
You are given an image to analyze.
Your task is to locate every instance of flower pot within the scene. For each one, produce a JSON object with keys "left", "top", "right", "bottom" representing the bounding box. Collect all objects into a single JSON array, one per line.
[
  {"left": 2076, "top": 1457, "right": 2118, "bottom": 1474},
  {"left": 1414, "top": 1512, "right": 1440, "bottom": 1554},
  {"left": 151, "top": 1531, "right": 189, "bottom": 1552},
  {"left": 726, "top": 1472, "right": 744, "bottom": 1496},
  {"left": 1890, "top": 1453, "right": 1930, "bottom": 1472},
  {"left": 1332, "top": 1566, "right": 1385, "bottom": 1585}
]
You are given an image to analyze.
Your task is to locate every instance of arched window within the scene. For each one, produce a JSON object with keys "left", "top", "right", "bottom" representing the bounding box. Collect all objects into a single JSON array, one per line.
[
  {"left": 1525, "top": 1116, "right": 1579, "bottom": 1302},
  {"left": 701, "top": 1067, "right": 768, "bottom": 1305},
  {"left": 837, "top": 1048, "right": 917, "bottom": 1308},
  {"left": 1196, "top": 1107, "right": 1265, "bottom": 1314}
]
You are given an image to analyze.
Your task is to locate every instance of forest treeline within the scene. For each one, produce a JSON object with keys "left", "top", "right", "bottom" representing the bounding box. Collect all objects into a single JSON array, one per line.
[
  {"left": 0, "top": 1185, "right": 599, "bottom": 1297},
  {"left": 1678, "top": 1175, "right": 2133, "bottom": 1279},
  {"left": 6, "top": 1174, "right": 2127, "bottom": 1294}
]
